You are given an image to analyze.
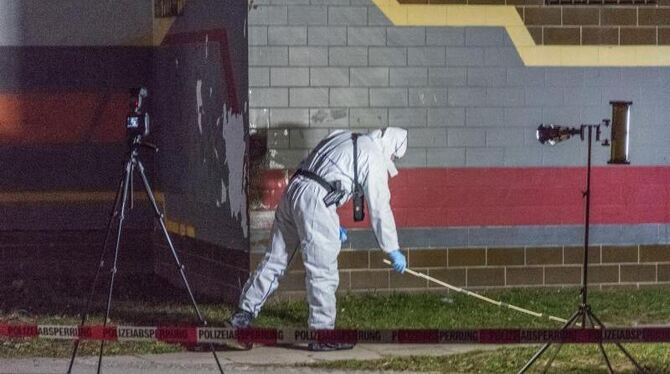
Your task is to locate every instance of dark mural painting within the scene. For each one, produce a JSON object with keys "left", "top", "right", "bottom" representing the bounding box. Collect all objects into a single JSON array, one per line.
[
  {"left": 0, "top": 0, "right": 249, "bottom": 304},
  {"left": 0, "top": 48, "right": 156, "bottom": 232},
  {"left": 157, "top": 32, "right": 247, "bottom": 250},
  {"left": 153, "top": 0, "right": 249, "bottom": 302}
]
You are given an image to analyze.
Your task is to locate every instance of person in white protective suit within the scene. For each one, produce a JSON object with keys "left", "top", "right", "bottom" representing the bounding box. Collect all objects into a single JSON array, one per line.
[{"left": 227, "top": 127, "right": 408, "bottom": 351}]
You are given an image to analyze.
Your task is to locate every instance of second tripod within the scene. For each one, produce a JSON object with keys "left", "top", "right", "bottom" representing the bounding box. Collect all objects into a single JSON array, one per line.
[
  {"left": 520, "top": 121, "right": 643, "bottom": 373},
  {"left": 66, "top": 136, "right": 224, "bottom": 374}
]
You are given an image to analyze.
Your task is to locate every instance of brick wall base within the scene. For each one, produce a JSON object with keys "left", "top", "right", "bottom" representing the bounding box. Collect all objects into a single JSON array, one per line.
[
  {"left": 0, "top": 229, "right": 156, "bottom": 308},
  {"left": 251, "top": 244, "right": 670, "bottom": 300},
  {"left": 0, "top": 229, "right": 248, "bottom": 308},
  {"left": 0, "top": 229, "right": 154, "bottom": 279},
  {"left": 153, "top": 233, "right": 249, "bottom": 304}
]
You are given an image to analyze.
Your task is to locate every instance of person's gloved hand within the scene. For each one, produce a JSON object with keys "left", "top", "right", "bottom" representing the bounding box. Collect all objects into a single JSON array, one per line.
[
  {"left": 388, "top": 250, "right": 406, "bottom": 273},
  {"left": 339, "top": 227, "right": 348, "bottom": 242}
]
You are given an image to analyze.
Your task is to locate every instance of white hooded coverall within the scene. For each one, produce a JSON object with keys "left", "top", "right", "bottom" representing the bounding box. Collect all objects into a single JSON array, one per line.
[{"left": 239, "top": 128, "right": 408, "bottom": 329}]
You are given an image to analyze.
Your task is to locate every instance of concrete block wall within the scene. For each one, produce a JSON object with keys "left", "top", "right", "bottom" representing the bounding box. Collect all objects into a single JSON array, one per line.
[
  {"left": 249, "top": 1, "right": 670, "bottom": 170},
  {"left": 248, "top": 0, "right": 670, "bottom": 295}
]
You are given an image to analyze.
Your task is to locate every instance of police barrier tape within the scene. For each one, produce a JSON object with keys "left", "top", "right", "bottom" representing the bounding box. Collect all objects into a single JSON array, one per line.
[{"left": 1, "top": 325, "right": 670, "bottom": 345}]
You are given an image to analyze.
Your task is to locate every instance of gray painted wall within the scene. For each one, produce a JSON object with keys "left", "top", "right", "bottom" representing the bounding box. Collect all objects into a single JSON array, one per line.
[
  {"left": 248, "top": 0, "right": 670, "bottom": 170},
  {"left": 154, "top": 0, "right": 249, "bottom": 249},
  {"left": 0, "top": 0, "right": 153, "bottom": 46},
  {"left": 247, "top": 0, "right": 670, "bottom": 249},
  {"left": 155, "top": 43, "right": 248, "bottom": 248}
]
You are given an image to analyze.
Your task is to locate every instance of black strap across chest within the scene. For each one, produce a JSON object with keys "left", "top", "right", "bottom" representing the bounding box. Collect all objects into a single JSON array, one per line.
[
  {"left": 292, "top": 133, "right": 364, "bottom": 216},
  {"left": 352, "top": 134, "right": 363, "bottom": 195},
  {"left": 293, "top": 169, "right": 335, "bottom": 192}
]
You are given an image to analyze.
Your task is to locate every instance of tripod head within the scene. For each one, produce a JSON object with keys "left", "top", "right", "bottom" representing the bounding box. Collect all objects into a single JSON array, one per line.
[
  {"left": 536, "top": 101, "right": 632, "bottom": 164},
  {"left": 126, "top": 87, "right": 150, "bottom": 141},
  {"left": 125, "top": 87, "right": 158, "bottom": 153},
  {"left": 536, "top": 120, "right": 610, "bottom": 145}
]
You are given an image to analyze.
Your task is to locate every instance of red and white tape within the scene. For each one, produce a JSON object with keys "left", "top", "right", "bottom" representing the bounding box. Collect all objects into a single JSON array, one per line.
[{"left": 1, "top": 325, "right": 669, "bottom": 345}]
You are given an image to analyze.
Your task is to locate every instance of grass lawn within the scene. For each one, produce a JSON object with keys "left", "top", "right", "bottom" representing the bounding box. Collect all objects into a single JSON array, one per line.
[
  {"left": 1, "top": 282, "right": 669, "bottom": 372},
  {"left": 296, "top": 289, "right": 670, "bottom": 373},
  {"left": 309, "top": 344, "right": 670, "bottom": 373}
]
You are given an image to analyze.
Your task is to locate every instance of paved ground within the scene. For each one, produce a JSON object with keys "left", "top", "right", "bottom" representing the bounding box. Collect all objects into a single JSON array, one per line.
[{"left": 0, "top": 344, "right": 499, "bottom": 374}]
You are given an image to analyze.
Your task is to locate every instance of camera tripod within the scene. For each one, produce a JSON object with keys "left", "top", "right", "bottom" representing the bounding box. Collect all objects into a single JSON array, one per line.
[
  {"left": 67, "top": 135, "right": 225, "bottom": 374},
  {"left": 518, "top": 125, "right": 644, "bottom": 373}
]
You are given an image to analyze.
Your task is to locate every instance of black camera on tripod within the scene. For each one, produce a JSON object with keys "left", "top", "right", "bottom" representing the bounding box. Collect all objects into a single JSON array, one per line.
[{"left": 126, "top": 87, "right": 150, "bottom": 139}]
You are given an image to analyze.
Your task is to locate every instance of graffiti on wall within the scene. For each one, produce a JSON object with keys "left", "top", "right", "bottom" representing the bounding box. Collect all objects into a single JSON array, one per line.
[{"left": 156, "top": 27, "right": 247, "bottom": 248}]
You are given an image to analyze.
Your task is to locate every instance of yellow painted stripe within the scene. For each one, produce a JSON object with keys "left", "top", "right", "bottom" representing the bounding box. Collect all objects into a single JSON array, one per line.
[
  {"left": 165, "top": 218, "right": 197, "bottom": 238},
  {"left": 372, "top": 0, "right": 670, "bottom": 67},
  {"left": 0, "top": 191, "right": 165, "bottom": 204},
  {"left": 151, "top": 0, "right": 187, "bottom": 45},
  {"left": 153, "top": 17, "right": 178, "bottom": 46}
]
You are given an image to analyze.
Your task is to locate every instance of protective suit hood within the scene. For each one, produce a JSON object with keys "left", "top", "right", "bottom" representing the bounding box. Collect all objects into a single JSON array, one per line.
[{"left": 370, "top": 127, "right": 408, "bottom": 178}]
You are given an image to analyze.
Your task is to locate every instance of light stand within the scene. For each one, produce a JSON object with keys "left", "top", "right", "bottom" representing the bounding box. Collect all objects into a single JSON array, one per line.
[
  {"left": 66, "top": 134, "right": 225, "bottom": 374},
  {"left": 520, "top": 102, "right": 645, "bottom": 373}
]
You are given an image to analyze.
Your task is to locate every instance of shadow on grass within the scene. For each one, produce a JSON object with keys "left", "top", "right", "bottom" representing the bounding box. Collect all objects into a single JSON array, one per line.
[{"left": 0, "top": 274, "right": 233, "bottom": 326}]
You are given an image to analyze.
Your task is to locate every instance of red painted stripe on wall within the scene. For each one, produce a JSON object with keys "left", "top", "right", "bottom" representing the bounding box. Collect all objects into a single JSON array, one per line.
[
  {"left": 0, "top": 91, "right": 127, "bottom": 144},
  {"left": 258, "top": 167, "right": 670, "bottom": 227}
]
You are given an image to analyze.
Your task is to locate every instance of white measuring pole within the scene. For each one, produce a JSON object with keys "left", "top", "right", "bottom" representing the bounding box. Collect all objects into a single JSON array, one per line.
[{"left": 383, "top": 259, "right": 570, "bottom": 325}]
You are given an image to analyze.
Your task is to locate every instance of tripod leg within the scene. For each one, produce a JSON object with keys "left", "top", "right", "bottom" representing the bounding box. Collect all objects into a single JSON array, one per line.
[
  {"left": 518, "top": 309, "right": 582, "bottom": 374},
  {"left": 540, "top": 309, "right": 585, "bottom": 373},
  {"left": 541, "top": 344, "right": 564, "bottom": 373},
  {"left": 136, "top": 160, "right": 225, "bottom": 374},
  {"left": 614, "top": 343, "right": 646, "bottom": 373},
  {"left": 583, "top": 312, "right": 614, "bottom": 374},
  {"left": 597, "top": 343, "right": 615, "bottom": 374},
  {"left": 96, "top": 159, "right": 133, "bottom": 374},
  {"left": 589, "top": 312, "right": 646, "bottom": 373},
  {"left": 519, "top": 342, "right": 553, "bottom": 374},
  {"left": 67, "top": 175, "right": 126, "bottom": 374}
]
